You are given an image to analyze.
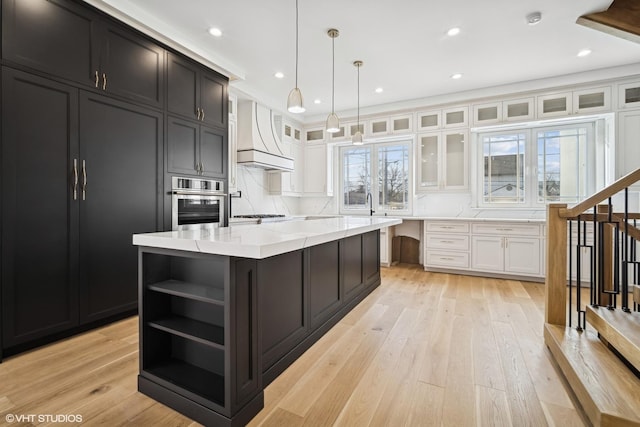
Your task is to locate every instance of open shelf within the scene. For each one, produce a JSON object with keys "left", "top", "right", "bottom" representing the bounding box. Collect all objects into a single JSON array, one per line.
[
  {"left": 146, "top": 358, "right": 225, "bottom": 407},
  {"left": 148, "top": 280, "right": 224, "bottom": 305},
  {"left": 148, "top": 316, "right": 224, "bottom": 349}
]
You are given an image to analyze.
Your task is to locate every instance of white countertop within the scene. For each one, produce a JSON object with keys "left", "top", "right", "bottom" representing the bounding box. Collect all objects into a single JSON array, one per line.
[{"left": 133, "top": 216, "right": 402, "bottom": 259}]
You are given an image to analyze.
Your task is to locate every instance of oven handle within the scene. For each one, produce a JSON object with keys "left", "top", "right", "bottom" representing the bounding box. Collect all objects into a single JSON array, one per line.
[{"left": 172, "top": 190, "right": 227, "bottom": 197}]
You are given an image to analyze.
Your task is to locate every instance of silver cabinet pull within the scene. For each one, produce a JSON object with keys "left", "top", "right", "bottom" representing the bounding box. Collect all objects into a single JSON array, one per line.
[
  {"left": 81, "top": 160, "right": 87, "bottom": 200},
  {"left": 196, "top": 108, "right": 201, "bottom": 120},
  {"left": 94, "top": 71, "right": 99, "bottom": 88},
  {"left": 102, "top": 73, "right": 107, "bottom": 90},
  {"left": 72, "top": 159, "right": 78, "bottom": 200},
  {"left": 199, "top": 162, "right": 204, "bottom": 174},
  {"left": 201, "top": 109, "right": 205, "bottom": 121}
]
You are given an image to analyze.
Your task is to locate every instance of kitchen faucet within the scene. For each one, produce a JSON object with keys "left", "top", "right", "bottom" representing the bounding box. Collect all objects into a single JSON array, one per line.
[{"left": 366, "top": 192, "right": 375, "bottom": 216}]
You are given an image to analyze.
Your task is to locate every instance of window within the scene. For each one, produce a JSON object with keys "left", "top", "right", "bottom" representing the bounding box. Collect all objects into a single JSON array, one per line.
[
  {"left": 478, "top": 121, "right": 600, "bottom": 207},
  {"left": 341, "top": 140, "right": 412, "bottom": 214}
]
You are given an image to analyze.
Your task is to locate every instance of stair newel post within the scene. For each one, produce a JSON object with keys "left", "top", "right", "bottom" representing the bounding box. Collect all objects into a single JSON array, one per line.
[{"left": 546, "top": 203, "right": 568, "bottom": 326}]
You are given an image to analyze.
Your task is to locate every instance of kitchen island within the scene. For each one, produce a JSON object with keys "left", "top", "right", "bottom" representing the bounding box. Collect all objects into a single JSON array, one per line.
[{"left": 133, "top": 216, "right": 401, "bottom": 426}]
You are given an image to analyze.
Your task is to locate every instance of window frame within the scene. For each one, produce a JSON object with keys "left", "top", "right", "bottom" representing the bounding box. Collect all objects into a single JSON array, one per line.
[
  {"left": 474, "top": 116, "right": 606, "bottom": 209},
  {"left": 339, "top": 138, "right": 413, "bottom": 216}
]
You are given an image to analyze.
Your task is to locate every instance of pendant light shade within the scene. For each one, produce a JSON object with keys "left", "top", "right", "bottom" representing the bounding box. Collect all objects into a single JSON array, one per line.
[
  {"left": 352, "top": 60, "right": 364, "bottom": 145},
  {"left": 326, "top": 28, "right": 340, "bottom": 133},
  {"left": 287, "top": 87, "right": 305, "bottom": 113},
  {"left": 326, "top": 112, "right": 340, "bottom": 133},
  {"left": 287, "top": 0, "right": 305, "bottom": 113}
]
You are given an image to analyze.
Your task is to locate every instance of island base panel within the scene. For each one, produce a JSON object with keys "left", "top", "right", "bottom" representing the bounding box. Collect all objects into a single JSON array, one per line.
[{"left": 138, "top": 375, "right": 263, "bottom": 427}]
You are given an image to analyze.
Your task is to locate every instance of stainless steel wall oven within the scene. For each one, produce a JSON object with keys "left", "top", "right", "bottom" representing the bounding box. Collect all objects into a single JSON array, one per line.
[{"left": 171, "top": 177, "right": 225, "bottom": 230}]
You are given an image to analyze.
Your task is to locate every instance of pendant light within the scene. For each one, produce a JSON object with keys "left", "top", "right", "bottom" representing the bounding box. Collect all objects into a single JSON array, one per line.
[
  {"left": 325, "top": 29, "right": 340, "bottom": 133},
  {"left": 287, "top": 0, "right": 305, "bottom": 113},
  {"left": 352, "top": 60, "right": 364, "bottom": 145}
]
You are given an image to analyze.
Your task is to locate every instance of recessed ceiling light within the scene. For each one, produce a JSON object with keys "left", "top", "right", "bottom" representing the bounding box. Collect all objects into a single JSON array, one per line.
[
  {"left": 451, "top": 73, "right": 463, "bottom": 80},
  {"left": 577, "top": 49, "right": 592, "bottom": 57},
  {"left": 208, "top": 27, "right": 222, "bottom": 37},
  {"left": 314, "top": 99, "right": 322, "bottom": 104},
  {"left": 375, "top": 87, "right": 383, "bottom": 93},
  {"left": 447, "top": 27, "right": 460, "bottom": 36},
  {"left": 274, "top": 72, "right": 284, "bottom": 79}
]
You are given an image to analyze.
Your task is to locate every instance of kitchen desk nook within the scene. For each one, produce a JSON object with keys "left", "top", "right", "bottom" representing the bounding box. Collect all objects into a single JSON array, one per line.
[{"left": 133, "top": 216, "right": 401, "bottom": 426}]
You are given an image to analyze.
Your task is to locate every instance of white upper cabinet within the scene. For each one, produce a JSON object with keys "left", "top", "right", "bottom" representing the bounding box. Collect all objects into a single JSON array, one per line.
[
  {"left": 366, "top": 113, "right": 413, "bottom": 137},
  {"left": 537, "top": 92, "right": 573, "bottom": 118},
  {"left": 391, "top": 114, "right": 413, "bottom": 134},
  {"left": 305, "top": 127, "right": 325, "bottom": 143},
  {"left": 416, "top": 129, "right": 468, "bottom": 191},
  {"left": 573, "top": 87, "right": 611, "bottom": 114},
  {"left": 473, "top": 98, "right": 534, "bottom": 125},
  {"left": 442, "top": 106, "right": 468, "bottom": 128},
  {"left": 415, "top": 106, "right": 467, "bottom": 130},
  {"left": 304, "top": 143, "right": 333, "bottom": 196},
  {"left": 368, "top": 117, "right": 389, "bottom": 136},
  {"left": 537, "top": 86, "right": 610, "bottom": 118},
  {"left": 618, "top": 81, "right": 640, "bottom": 109}
]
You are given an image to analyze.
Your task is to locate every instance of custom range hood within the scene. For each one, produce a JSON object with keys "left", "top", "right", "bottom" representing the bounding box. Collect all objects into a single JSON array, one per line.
[{"left": 237, "top": 101, "right": 294, "bottom": 171}]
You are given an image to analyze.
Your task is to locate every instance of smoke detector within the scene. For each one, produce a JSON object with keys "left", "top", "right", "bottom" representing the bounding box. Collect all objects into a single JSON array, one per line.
[{"left": 527, "top": 12, "right": 542, "bottom": 25}]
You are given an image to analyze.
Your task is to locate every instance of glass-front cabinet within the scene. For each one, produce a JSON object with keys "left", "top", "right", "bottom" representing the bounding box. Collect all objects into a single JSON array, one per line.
[
  {"left": 618, "top": 81, "right": 640, "bottom": 109},
  {"left": 417, "top": 130, "right": 468, "bottom": 191}
]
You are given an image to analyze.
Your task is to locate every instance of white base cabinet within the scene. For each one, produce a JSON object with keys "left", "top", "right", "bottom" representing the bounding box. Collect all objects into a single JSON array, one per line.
[
  {"left": 424, "top": 220, "right": 544, "bottom": 279},
  {"left": 380, "top": 226, "right": 395, "bottom": 267}
]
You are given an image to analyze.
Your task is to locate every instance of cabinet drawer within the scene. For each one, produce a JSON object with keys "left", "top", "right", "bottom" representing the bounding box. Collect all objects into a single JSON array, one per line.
[
  {"left": 425, "top": 222, "right": 469, "bottom": 233},
  {"left": 425, "top": 234, "right": 469, "bottom": 251},
  {"left": 471, "top": 223, "right": 540, "bottom": 236},
  {"left": 425, "top": 251, "right": 469, "bottom": 269}
]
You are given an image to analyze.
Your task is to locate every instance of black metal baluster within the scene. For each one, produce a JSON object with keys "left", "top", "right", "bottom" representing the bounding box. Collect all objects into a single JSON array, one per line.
[{"left": 568, "top": 220, "right": 573, "bottom": 328}]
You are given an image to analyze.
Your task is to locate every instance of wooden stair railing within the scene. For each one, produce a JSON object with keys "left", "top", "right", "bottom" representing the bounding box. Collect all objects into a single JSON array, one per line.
[{"left": 545, "top": 167, "right": 640, "bottom": 426}]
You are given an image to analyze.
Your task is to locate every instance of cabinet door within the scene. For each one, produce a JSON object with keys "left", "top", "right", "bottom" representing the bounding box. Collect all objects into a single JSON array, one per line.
[
  {"left": 309, "top": 241, "right": 341, "bottom": 328},
  {"left": 1, "top": 68, "right": 80, "bottom": 347},
  {"left": 167, "top": 116, "right": 199, "bottom": 176},
  {"left": 2, "top": 0, "right": 97, "bottom": 87},
  {"left": 200, "top": 126, "right": 227, "bottom": 178},
  {"left": 617, "top": 110, "right": 640, "bottom": 183},
  {"left": 79, "top": 92, "right": 162, "bottom": 323},
  {"left": 443, "top": 130, "right": 467, "bottom": 189},
  {"left": 290, "top": 143, "right": 304, "bottom": 193},
  {"left": 417, "top": 132, "right": 439, "bottom": 190},
  {"left": 100, "top": 23, "right": 165, "bottom": 107},
  {"left": 471, "top": 236, "right": 504, "bottom": 272},
  {"left": 167, "top": 53, "right": 199, "bottom": 121},
  {"left": 537, "top": 92, "right": 572, "bottom": 118},
  {"left": 200, "top": 72, "right": 227, "bottom": 128},
  {"left": 342, "top": 235, "right": 364, "bottom": 301},
  {"left": 259, "top": 250, "right": 306, "bottom": 370},
  {"left": 304, "top": 144, "right": 330, "bottom": 195},
  {"left": 228, "top": 119, "right": 238, "bottom": 192},
  {"left": 504, "top": 238, "right": 540, "bottom": 275}
]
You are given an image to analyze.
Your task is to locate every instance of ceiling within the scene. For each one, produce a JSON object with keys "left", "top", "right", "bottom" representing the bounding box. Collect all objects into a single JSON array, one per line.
[{"left": 92, "top": 0, "right": 640, "bottom": 121}]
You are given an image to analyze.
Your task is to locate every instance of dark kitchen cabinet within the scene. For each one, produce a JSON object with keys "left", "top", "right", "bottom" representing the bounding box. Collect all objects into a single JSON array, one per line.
[
  {"left": 138, "top": 250, "right": 261, "bottom": 425},
  {"left": 78, "top": 92, "right": 163, "bottom": 324},
  {"left": 1, "top": 68, "right": 163, "bottom": 353},
  {"left": 1, "top": 68, "right": 80, "bottom": 348},
  {"left": 167, "top": 115, "right": 227, "bottom": 178},
  {"left": 167, "top": 53, "right": 227, "bottom": 128},
  {"left": 309, "top": 241, "right": 341, "bottom": 329},
  {"left": 93, "top": 22, "right": 165, "bottom": 107},
  {"left": 258, "top": 251, "right": 307, "bottom": 371},
  {"left": 2, "top": 0, "right": 165, "bottom": 108}
]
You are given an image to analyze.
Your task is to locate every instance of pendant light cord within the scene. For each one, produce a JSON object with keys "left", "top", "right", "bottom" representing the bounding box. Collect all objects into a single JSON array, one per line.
[
  {"left": 295, "top": 0, "right": 299, "bottom": 89},
  {"left": 331, "top": 35, "right": 335, "bottom": 114},
  {"left": 356, "top": 64, "right": 360, "bottom": 129}
]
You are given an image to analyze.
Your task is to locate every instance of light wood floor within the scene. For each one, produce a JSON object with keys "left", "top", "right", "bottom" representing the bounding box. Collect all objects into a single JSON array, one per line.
[{"left": 0, "top": 265, "right": 588, "bottom": 426}]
